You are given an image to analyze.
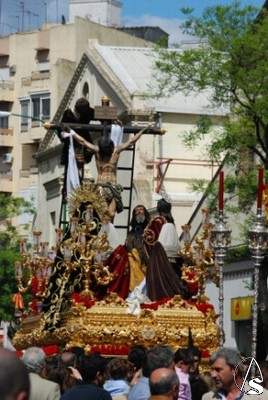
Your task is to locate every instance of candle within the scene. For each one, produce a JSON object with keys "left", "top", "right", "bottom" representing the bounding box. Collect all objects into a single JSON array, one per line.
[
  {"left": 219, "top": 171, "right": 224, "bottom": 211},
  {"left": 257, "top": 167, "right": 264, "bottom": 209}
]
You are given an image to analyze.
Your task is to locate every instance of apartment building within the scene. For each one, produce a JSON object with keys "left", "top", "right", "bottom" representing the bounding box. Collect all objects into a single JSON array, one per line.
[{"left": 0, "top": 16, "right": 154, "bottom": 236}]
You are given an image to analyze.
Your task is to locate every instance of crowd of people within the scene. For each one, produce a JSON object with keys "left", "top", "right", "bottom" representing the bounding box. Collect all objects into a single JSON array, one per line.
[{"left": 2, "top": 345, "right": 268, "bottom": 400}]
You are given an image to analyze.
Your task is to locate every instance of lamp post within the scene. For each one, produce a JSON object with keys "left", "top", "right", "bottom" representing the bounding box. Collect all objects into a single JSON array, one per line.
[
  {"left": 210, "top": 171, "right": 231, "bottom": 348},
  {"left": 248, "top": 168, "right": 268, "bottom": 361}
]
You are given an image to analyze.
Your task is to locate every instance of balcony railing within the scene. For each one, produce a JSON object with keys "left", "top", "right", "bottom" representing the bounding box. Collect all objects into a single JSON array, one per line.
[
  {"left": 0, "top": 81, "right": 14, "bottom": 90},
  {"left": 0, "top": 80, "right": 15, "bottom": 101},
  {"left": 0, "top": 128, "right": 14, "bottom": 146},
  {"left": 31, "top": 71, "right": 50, "bottom": 80},
  {"left": 0, "top": 171, "right": 12, "bottom": 180},
  {"left": 22, "top": 71, "right": 51, "bottom": 87},
  {"left": 0, "top": 171, "right": 13, "bottom": 192},
  {"left": 20, "top": 166, "right": 38, "bottom": 178}
]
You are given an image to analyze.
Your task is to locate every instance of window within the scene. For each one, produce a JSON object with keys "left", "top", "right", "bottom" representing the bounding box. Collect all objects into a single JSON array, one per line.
[
  {"left": 31, "top": 94, "right": 50, "bottom": 124},
  {"left": 41, "top": 97, "right": 50, "bottom": 120},
  {"left": 0, "top": 102, "right": 10, "bottom": 128},
  {"left": 0, "top": 116, "right": 8, "bottom": 129},
  {"left": 20, "top": 95, "right": 50, "bottom": 128},
  {"left": 21, "top": 100, "right": 30, "bottom": 130}
]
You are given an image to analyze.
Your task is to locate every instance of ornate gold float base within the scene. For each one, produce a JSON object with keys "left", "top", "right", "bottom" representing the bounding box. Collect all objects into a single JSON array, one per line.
[{"left": 12, "top": 294, "right": 219, "bottom": 357}]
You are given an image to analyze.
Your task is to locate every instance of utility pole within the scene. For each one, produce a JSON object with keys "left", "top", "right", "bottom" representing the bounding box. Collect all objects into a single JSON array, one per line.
[
  {"left": 20, "top": 1, "right": 24, "bottom": 31},
  {"left": 43, "top": 2, "right": 47, "bottom": 24},
  {"left": 56, "top": 0, "right": 58, "bottom": 24}
]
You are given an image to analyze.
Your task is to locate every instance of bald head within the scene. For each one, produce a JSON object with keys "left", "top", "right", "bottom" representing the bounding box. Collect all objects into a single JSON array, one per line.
[
  {"left": 58, "top": 351, "right": 77, "bottom": 367},
  {"left": 0, "top": 348, "right": 30, "bottom": 400},
  {"left": 150, "top": 368, "right": 179, "bottom": 399}
]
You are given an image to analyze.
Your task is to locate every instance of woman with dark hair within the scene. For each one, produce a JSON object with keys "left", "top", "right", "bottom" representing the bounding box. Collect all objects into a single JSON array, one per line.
[
  {"left": 144, "top": 198, "right": 190, "bottom": 301},
  {"left": 157, "top": 198, "right": 174, "bottom": 223},
  {"left": 156, "top": 198, "right": 183, "bottom": 276}
]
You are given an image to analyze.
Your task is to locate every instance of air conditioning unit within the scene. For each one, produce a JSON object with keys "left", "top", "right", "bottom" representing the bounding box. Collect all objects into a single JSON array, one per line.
[
  {"left": 2, "top": 153, "right": 13, "bottom": 164},
  {"left": 9, "top": 65, "right": 16, "bottom": 74}
]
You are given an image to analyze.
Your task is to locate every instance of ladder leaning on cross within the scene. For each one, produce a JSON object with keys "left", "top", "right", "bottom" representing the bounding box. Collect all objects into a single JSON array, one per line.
[{"left": 43, "top": 96, "right": 166, "bottom": 235}]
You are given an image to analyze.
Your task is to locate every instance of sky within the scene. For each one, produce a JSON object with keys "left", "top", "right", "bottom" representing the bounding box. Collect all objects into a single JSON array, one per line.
[{"left": 0, "top": 0, "right": 265, "bottom": 43}]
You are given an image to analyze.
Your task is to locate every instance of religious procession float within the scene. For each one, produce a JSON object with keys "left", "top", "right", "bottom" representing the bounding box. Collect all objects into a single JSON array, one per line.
[{"left": 9, "top": 177, "right": 226, "bottom": 359}]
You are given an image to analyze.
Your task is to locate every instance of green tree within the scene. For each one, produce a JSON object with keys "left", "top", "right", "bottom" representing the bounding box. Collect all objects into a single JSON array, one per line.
[
  {"left": 150, "top": 1, "right": 268, "bottom": 192},
  {"left": 0, "top": 194, "right": 35, "bottom": 322},
  {"left": 0, "top": 193, "right": 35, "bottom": 249},
  {"left": 0, "top": 249, "right": 21, "bottom": 321},
  {"left": 149, "top": 1, "right": 268, "bottom": 359}
]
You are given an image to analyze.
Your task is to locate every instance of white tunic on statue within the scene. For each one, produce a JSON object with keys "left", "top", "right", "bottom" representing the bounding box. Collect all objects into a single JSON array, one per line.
[{"left": 158, "top": 222, "right": 181, "bottom": 262}]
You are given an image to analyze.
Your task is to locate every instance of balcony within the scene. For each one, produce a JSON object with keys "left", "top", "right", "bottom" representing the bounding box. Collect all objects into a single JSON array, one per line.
[
  {"left": 0, "top": 171, "right": 13, "bottom": 192},
  {"left": 0, "top": 81, "right": 15, "bottom": 102},
  {"left": 31, "top": 71, "right": 50, "bottom": 80},
  {"left": 20, "top": 165, "right": 38, "bottom": 177},
  {"left": 21, "top": 71, "right": 51, "bottom": 90},
  {"left": 0, "top": 128, "right": 14, "bottom": 147}
]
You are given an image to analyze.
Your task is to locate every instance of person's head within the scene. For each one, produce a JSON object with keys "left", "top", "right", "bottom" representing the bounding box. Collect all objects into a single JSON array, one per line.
[
  {"left": 127, "top": 345, "right": 148, "bottom": 372},
  {"left": 58, "top": 351, "right": 77, "bottom": 368},
  {"left": 174, "top": 348, "right": 194, "bottom": 374},
  {"left": 0, "top": 348, "right": 30, "bottom": 400},
  {"left": 98, "top": 137, "right": 114, "bottom": 160},
  {"left": 46, "top": 366, "right": 75, "bottom": 394},
  {"left": 68, "top": 346, "right": 85, "bottom": 363},
  {"left": 107, "top": 357, "right": 130, "bottom": 380},
  {"left": 41, "top": 356, "right": 58, "bottom": 379},
  {"left": 130, "top": 205, "right": 150, "bottom": 231},
  {"left": 22, "top": 346, "right": 46, "bottom": 374},
  {"left": 143, "top": 346, "right": 175, "bottom": 378},
  {"left": 189, "top": 346, "right": 202, "bottom": 374},
  {"left": 149, "top": 368, "right": 179, "bottom": 400},
  {"left": 78, "top": 353, "right": 108, "bottom": 386},
  {"left": 157, "top": 198, "right": 174, "bottom": 224},
  {"left": 210, "top": 348, "right": 242, "bottom": 391},
  {"left": 74, "top": 97, "right": 92, "bottom": 124}
]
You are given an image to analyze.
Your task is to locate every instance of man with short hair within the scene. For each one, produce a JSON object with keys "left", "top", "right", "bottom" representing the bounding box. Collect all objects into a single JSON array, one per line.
[
  {"left": 22, "top": 346, "right": 61, "bottom": 400},
  {"left": 202, "top": 347, "right": 268, "bottom": 400},
  {"left": 60, "top": 353, "right": 112, "bottom": 400},
  {"left": 0, "top": 348, "right": 30, "bottom": 400},
  {"left": 189, "top": 346, "right": 209, "bottom": 400},
  {"left": 149, "top": 368, "right": 179, "bottom": 400},
  {"left": 129, "top": 345, "right": 175, "bottom": 400}
]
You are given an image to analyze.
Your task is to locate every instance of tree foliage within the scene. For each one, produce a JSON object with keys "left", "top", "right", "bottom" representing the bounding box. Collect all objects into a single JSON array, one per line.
[
  {"left": 0, "top": 193, "right": 35, "bottom": 249},
  {"left": 150, "top": 1, "right": 268, "bottom": 359},
  {"left": 0, "top": 250, "right": 21, "bottom": 321},
  {"left": 0, "top": 195, "right": 35, "bottom": 322},
  {"left": 150, "top": 1, "right": 268, "bottom": 180}
]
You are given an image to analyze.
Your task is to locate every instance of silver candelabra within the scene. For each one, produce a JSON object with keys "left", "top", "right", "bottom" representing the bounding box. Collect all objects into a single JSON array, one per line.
[
  {"left": 248, "top": 208, "right": 268, "bottom": 361},
  {"left": 210, "top": 210, "right": 231, "bottom": 348}
]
